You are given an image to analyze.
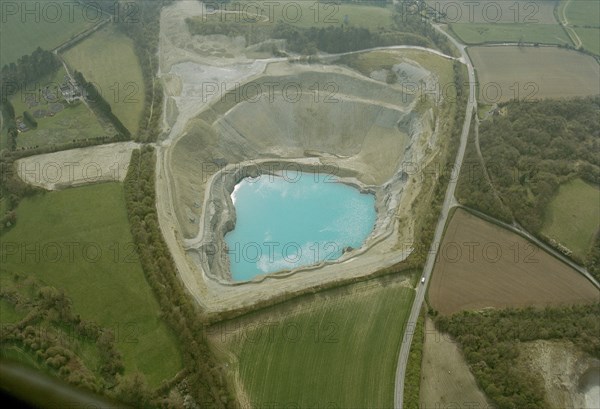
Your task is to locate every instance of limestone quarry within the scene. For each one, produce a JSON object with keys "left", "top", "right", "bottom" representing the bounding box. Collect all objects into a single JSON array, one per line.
[{"left": 154, "top": 1, "right": 457, "bottom": 312}]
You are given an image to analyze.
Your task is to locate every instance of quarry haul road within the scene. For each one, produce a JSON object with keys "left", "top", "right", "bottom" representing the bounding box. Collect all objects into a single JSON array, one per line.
[{"left": 393, "top": 23, "right": 477, "bottom": 409}]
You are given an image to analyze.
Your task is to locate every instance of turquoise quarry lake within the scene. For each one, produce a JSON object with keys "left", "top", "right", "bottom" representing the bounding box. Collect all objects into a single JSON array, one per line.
[{"left": 225, "top": 173, "right": 376, "bottom": 281}]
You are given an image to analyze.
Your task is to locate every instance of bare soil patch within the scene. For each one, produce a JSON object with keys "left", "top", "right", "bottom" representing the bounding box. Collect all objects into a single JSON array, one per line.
[
  {"left": 420, "top": 317, "right": 490, "bottom": 408},
  {"left": 16, "top": 142, "right": 139, "bottom": 190},
  {"left": 429, "top": 209, "right": 600, "bottom": 315},
  {"left": 518, "top": 340, "right": 599, "bottom": 409}
]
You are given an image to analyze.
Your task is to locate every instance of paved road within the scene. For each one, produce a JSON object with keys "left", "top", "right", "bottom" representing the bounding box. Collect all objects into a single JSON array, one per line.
[{"left": 393, "top": 23, "right": 477, "bottom": 409}]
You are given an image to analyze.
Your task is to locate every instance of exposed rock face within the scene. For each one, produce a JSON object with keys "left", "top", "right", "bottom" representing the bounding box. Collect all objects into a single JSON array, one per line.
[
  {"left": 169, "top": 64, "right": 439, "bottom": 283},
  {"left": 156, "top": 0, "right": 455, "bottom": 309}
]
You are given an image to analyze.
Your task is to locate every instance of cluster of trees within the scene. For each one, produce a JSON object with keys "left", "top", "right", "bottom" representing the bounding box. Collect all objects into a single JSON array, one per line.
[
  {"left": 436, "top": 303, "right": 600, "bottom": 409},
  {"left": 275, "top": 24, "right": 363, "bottom": 54},
  {"left": 479, "top": 97, "right": 599, "bottom": 230},
  {"left": 124, "top": 146, "right": 236, "bottom": 408},
  {"left": 73, "top": 71, "right": 130, "bottom": 140},
  {"left": 273, "top": 24, "right": 420, "bottom": 54},
  {"left": 456, "top": 127, "right": 514, "bottom": 223},
  {"left": 0, "top": 278, "right": 125, "bottom": 393},
  {"left": 116, "top": 0, "right": 173, "bottom": 142},
  {"left": 469, "top": 96, "right": 600, "bottom": 274},
  {"left": 0, "top": 48, "right": 61, "bottom": 102},
  {"left": 393, "top": 2, "right": 455, "bottom": 56}
]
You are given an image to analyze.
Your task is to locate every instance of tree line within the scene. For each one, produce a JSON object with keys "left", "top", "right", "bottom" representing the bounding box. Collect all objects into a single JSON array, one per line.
[
  {"left": 402, "top": 313, "right": 424, "bottom": 409},
  {"left": 116, "top": 0, "right": 173, "bottom": 142},
  {"left": 73, "top": 71, "right": 130, "bottom": 140},
  {"left": 1, "top": 100, "right": 18, "bottom": 151},
  {"left": 124, "top": 146, "right": 237, "bottom": 408},
  {"left": 0, "top": 152, "right": 41, "bottom": 233},
  {"left": 435, "top": 303, "right": 600, "bottom": 409}
]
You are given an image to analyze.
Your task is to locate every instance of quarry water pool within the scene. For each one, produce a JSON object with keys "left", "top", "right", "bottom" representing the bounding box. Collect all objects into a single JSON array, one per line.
[{"left": 225, "top": 173, "right": 376, "bottom": 281}]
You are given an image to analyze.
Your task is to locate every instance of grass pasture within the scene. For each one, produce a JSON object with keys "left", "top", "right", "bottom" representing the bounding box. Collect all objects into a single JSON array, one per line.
[
  {"left": 561, "top": 0, "right": 600, "bottom": 27},
  {"left": 450, "top": 23, "right": 571, "bottom": 45},
  {"left": 559, "top": 0, "right": 600, "bottom": 54},
  {"left": 468, "top": 46, "right": 600, "bottom": 103},
  {"left": 429, "top": 209, "right": 599, "bottom": 315},
  {"left": 541, "top": 179, "right": 600, "bottom": 259},
  {"left": 427, "top": 0, "right": 559, "bottom": 24},
  {"left": 574, "top": 27, "right": 600, "bottom": 54},
  {"left": 239, "top": 1, "right": 394, "bottom": 30},
  {"left": 0, "top": 183, "right": 182, "bottom": 386},
  {"left": 0, "top": 3, "right": 96, "bottom": 66},
  {"left": 210, "top": 277, "right": 415, "bottom": 408},
  {"left": 63, "top": 26, "right": 145, "bottom": 135},
  {"left": 437, "top": 0, "right": 572, "bottom": 46},
  {"left": 284, "top": 2, "right": 393, "bottom": 30}
]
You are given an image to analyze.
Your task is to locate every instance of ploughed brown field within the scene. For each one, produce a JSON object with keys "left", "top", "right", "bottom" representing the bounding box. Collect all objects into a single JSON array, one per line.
[{"left": 429, "top": 209, "right": 599, "bottom": 315}]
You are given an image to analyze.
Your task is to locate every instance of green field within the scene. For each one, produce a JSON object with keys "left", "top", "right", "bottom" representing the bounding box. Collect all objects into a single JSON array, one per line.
[
  {"left": 0, "top": 183, "right": 182, "bottom": 386},
  {"left": 0, "top": 3, "right": 96, "bottom": 66},
  {"left": 575, "top": 27, "right": 600, "bottom": 54},
  {"left": 235, "top": 1, "right": 394, "bottom": 30},
  {"left": 287, "top": 2, "right": 393, "bottom": 30},
  {"left": 562, "top": 0, "right": 600, "bottom": 27},
  {"left": 450, "top": 23, "right": 572, "bottom": 45},
  {"left": 215, "top": 279, "right": 415, "bottom": 408},
  {"left": 63, "top": 26, "right": 145, "bottom": 135},
  {"left": 541, "top": 178, "right": 600, "bottom": 258},
  {"left": 559, "top": 0, "right": 600, "bottom": 54},
  {"left": 10, "top": 68, "right": 106, "bottom": 149}
]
